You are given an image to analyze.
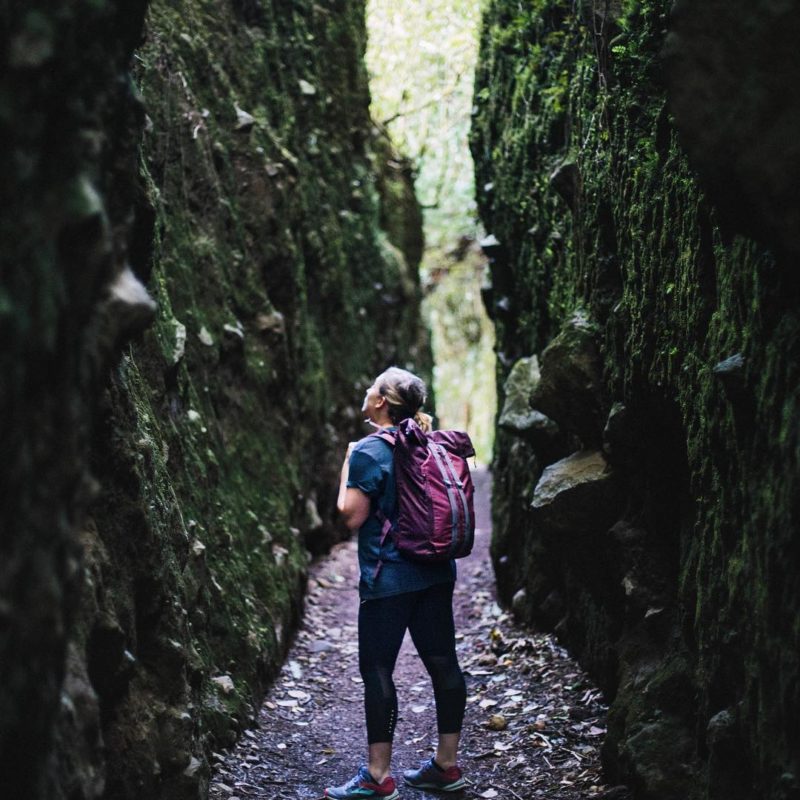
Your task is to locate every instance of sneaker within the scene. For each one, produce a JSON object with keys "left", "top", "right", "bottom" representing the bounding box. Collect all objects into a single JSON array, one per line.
[
  {"left": 324, "top": 765, "right": 400, "bottom": 799},
  {"left": 403, "top": 757, "right": 465, "bottom": 792}
]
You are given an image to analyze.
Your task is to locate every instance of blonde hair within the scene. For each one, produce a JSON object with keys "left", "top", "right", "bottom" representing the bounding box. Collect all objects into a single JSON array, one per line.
[{"left": 376, "top": 367, "right": 433, "bottom": 433}]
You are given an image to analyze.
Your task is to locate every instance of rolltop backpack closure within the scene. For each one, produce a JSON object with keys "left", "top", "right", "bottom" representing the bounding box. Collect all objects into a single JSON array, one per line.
[{"left": 372, "top": 417, "right": 476, "bottom": 577}]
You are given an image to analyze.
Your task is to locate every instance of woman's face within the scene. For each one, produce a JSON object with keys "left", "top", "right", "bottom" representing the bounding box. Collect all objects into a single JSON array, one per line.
[{"left": 361, "top": 380, "right": 385, "bottom": 423}]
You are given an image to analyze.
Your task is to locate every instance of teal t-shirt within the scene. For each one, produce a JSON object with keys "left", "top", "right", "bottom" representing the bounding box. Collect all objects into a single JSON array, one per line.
[{"left": 347, "top": 431, "right": 455, "bottom": 600}]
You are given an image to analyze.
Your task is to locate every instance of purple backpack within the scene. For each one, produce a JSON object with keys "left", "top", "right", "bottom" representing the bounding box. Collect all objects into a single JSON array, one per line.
[{"left": 373, "top": 417, "right": 476, "bottom": 571}]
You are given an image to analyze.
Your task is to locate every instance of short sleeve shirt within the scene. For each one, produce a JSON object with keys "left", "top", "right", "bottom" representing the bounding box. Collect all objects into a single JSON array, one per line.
[{"left": 347, "top": 431, "right": 456, "bottom": 600}]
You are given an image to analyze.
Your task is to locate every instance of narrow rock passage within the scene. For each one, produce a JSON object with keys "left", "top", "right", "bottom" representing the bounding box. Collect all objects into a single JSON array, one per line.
[{"left": 210, "top": 470, "right": 627, "bottom": 800}]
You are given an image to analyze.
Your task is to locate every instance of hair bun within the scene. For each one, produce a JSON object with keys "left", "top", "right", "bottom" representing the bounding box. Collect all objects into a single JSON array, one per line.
[{"left": 376, "top": 366, "right": 430, "bottom": 428}]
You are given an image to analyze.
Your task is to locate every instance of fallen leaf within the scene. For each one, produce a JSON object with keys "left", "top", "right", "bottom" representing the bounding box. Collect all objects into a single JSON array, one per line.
[{"left": 480, "top": 790, "right": 498, "bottom": 799}]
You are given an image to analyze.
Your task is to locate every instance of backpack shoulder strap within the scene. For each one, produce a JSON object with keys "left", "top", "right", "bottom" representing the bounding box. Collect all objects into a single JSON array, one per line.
[
  {"left": 369, "top": 429, "right": 396, "bottom": 581},
  {"left": 371, "top": 430, "right": 397, "bottom": 447}
]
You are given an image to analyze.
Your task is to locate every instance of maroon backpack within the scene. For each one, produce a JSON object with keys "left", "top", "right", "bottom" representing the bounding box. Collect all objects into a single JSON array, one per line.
[{"left": 372, "top": 417, "right": 476, "bottom": 573}]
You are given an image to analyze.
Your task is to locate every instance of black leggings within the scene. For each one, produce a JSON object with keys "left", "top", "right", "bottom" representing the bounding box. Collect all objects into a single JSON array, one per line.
[{"left": 358, "top": 581, "right": 467, "bottom": 744}]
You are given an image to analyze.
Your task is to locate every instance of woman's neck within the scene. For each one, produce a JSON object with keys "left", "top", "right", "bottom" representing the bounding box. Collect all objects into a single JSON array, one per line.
[
  {"left": 370, "top": 420, "right": 395, "bottom": 430},
  {"left": 371, "top": 408, "right": 394, "bottom": 428}
]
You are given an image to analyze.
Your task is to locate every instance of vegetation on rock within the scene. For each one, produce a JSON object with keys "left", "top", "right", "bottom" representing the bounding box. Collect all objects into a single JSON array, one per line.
[
  {"left": 2, "top": 1, "right": 429, "bottom": 798},
  {"left": 471, "top": 0, "right": 800, "bottom": 797}
]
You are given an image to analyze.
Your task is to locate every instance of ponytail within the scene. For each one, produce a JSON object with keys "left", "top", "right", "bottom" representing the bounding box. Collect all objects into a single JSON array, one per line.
[{"left": 414, "top": 410, "right": 433, "bottom": 433}]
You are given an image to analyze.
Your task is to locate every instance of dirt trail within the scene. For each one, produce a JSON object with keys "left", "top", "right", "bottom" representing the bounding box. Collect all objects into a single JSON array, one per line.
[{"left": 210, "top": 469, "right": 628, "bottom": 800}]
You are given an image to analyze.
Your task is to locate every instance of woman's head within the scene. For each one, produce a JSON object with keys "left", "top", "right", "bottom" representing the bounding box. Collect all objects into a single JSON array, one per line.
[{"left": 362, "top": 366, "right": 433, "bottom": 432}]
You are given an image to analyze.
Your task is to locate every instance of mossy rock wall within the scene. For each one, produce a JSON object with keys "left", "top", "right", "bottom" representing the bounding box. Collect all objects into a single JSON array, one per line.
[
  {"left": 1, "top": 1, "right": 428, "bottom": 798},
  {"left": 470, "top": 2, "right": 799, "bottom": 799}
]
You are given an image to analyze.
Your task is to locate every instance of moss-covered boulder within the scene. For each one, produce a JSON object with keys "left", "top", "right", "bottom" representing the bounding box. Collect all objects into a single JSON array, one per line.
[
  {"left": 531, "top": 450, "right": 617, "bottom": 535},
  {"left": 497, "top": 356, "right": 559, "bottom": 445},
  {"left": 530, "top": 311, "right": 606, "bottom": 448},
  {"left": 471, "top": 0, "right": 800, "bottom": 797}
]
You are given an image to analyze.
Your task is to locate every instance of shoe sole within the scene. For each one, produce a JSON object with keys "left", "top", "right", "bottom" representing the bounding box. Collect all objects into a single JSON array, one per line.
[
  {"left": 325, "top": 791, "right": 399, "bottom": 800},
  {"left": 404, "top": 777, "right": 466, "bottom": 791}
]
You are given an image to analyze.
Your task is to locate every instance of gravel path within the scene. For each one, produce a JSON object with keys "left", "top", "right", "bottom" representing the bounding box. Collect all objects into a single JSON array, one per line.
[{"left": 209, "top": 469, "right": 629, "bottom": 800}]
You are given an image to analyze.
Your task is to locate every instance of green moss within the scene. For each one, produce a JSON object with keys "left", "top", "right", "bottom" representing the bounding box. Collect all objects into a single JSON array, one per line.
[
  {"left": 472, "top": 0, "right": 800, "bottom": 796},
  {"left": 33, "top": 0, "right": 433, "bottom": 796}
]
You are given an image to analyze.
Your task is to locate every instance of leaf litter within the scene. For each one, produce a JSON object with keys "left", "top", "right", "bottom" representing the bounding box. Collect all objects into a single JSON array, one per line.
[{"left": 209, "top": 470, "right": 630, "bottom": 799}]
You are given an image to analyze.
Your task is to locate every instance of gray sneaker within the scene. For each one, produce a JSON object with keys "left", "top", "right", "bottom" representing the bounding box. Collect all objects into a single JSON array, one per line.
[{"left": 403, "top": 757, "right": 466, "bottom": 791}]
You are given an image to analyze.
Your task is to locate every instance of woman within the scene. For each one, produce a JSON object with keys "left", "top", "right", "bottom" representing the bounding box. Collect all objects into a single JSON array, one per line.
[{"left": 324, "top": 367, "right": 467, "bottom": 799}]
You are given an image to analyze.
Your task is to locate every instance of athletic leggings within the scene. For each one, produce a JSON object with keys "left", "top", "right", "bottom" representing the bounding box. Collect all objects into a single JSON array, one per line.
[{"left": 358, "top": 581, "right": 467, "bottom": 744}]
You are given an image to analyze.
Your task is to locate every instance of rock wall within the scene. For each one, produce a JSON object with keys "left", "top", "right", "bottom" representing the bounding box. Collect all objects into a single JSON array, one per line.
[
  {"left": 1, "top": 2, "right": 154, "bottom": 796},
  {"left": 470, "top": 1, "right": 800, "bottom": 798},
  {"left": 1, "top": 1, "right": 428, "bottom": 798}
]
